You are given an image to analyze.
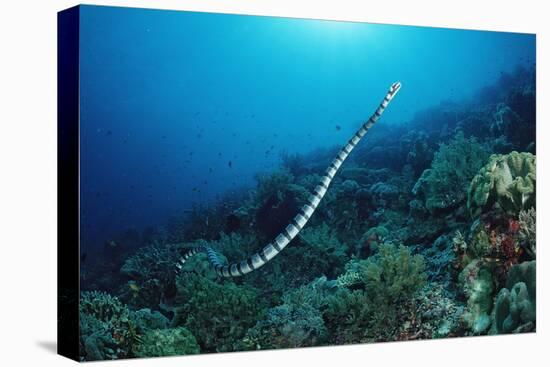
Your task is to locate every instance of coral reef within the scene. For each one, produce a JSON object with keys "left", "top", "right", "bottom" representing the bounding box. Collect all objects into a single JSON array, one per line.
[
  {"left": 79, "top": 65, "right": 536, "bottom": 359},
  {"left": 468, "top": 151, "right": 536, "bottom": 217}
]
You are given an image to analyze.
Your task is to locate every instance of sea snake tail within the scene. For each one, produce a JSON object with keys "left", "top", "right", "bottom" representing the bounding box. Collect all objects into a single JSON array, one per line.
[{"left": 176, "top": 82, "right": 402, "bottom": 278}]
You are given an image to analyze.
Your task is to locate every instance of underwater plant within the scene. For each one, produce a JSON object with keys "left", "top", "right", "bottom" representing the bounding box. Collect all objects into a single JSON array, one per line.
[
  {"left": 468, "top": 151, "right": 536, "bottom": 217},
  {"left": 175, "top": 82, "right": 402, "bottom": 278}
]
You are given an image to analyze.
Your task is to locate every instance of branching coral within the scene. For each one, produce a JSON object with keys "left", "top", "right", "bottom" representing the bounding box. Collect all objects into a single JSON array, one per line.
[
  {"left": 413, "top": 132, "right": 489, "bottom": 214},
  {"left": 468, "top": 151, "right": 535, "bottom": 217}
]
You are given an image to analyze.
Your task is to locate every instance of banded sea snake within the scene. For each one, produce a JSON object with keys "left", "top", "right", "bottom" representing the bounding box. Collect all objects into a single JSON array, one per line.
[{"left": 177, "top": 82, "right": 402, "bottom": 278}]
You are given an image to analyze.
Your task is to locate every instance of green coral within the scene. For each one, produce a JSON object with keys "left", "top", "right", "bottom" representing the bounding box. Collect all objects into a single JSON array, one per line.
[
  {"left": 413, "top": 132, "right": 489, "bottom": 213},
  {"left": 491, "top": 260, "right": 536, "bottom": 334},
  {"left": 134, "top": 327, "right": 200, "bottom": 357},
  {"left": 172, "top": 273, "right": 267, "bottom": 352},
  {"left": 458, "top": 260, "right": 494, "bottom": 334},
  {"left": 468, "top": 151, "right": 536, "bottom": 217},
  {"left": 361, "top": 243, "right": 427, "bottom": 304},
  {"left": 328, "top": 244, "right": 427, "bottom": 342}
]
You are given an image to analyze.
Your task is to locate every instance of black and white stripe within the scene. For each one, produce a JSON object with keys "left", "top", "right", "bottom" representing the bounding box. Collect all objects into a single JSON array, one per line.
[{"left": 177, "top": 82, "right": 402, "bottom": 278}]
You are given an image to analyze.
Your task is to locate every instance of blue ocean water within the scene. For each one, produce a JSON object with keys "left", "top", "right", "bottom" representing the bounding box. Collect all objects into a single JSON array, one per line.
[{"left": 79, "top": 5, "right": 535, "bottom": 253}]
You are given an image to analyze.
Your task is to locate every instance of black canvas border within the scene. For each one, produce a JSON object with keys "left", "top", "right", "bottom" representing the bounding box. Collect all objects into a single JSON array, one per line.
[{"left": 57, "top": 5, "right": 80, "bottom": 361}]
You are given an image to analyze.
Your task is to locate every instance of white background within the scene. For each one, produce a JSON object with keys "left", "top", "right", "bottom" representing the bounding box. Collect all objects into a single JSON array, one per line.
[{"left": 0, "top": 0, "right": 547, "bottom": 365}]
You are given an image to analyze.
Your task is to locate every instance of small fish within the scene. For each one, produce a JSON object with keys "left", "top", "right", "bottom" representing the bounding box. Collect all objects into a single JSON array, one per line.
[
  {"left": 128, "top": 282, "right": 140, "bottom": 292},
  {"left": 228, "top": 161, "right": 232, "bottom": 168},
  {"left": 335, "top": 125, "right": 341, "bottom": 131},
  {"left": 106, "top": 130, "right": 112, "bottom": 136}
]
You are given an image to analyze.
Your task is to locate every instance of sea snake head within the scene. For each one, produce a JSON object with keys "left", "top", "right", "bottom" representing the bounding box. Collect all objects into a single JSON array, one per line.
[{"left": 390, "top": 81, "right": 402, "bottom": 96}]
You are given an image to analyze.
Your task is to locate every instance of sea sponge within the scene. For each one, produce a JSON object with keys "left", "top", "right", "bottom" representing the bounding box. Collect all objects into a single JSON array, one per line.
[
  {"left": 467, "top": 151, "right": 535, "bottom": 217},
  {"left": 491, "top": 260, "right": 536, "bottom": 334}
]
